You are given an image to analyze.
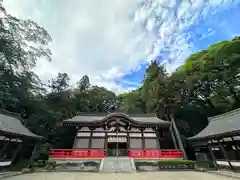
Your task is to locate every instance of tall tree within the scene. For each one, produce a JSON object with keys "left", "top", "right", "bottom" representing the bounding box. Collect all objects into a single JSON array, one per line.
[{"left": 141, "top": 60, "right": 167, "bottom": 113}]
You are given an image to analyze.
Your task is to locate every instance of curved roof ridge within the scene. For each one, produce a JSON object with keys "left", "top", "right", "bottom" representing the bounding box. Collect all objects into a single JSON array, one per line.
[
  {"left": 209, "top": 108, "right": 240, "bottom": 122},
  {"left": 75, "top": 112, "right": 108, "bottom": 116},
  {"left": 64, "top": 112, "right": 169, "bottom": 125},
  {"left": 75, "top": 112, "right": 157, "bottom": 117},
  {"left": 125, "top": 113, "right": 157, "bottom": 117}
]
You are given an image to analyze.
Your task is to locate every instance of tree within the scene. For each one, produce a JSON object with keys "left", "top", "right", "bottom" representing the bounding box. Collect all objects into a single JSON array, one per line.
[
  {"left": 117, "top": 89, "right": 145, "bottom": 113},
  {"left": 141, "top": 60, "right": 167, "bottom": 113},
  {"left": 49, "top": 73, "right": 70, "bottom": 93},
  {"left": 2, "top": 0, "right": 240, "bottom": 165},
  {"left": 0, "top": 1, "right": 51, "bottom": 113}
]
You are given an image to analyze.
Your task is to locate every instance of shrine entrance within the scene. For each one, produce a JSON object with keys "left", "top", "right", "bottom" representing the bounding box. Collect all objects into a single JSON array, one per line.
[{"left": 107, "top": 137, "right": 128, "bottom": 156}]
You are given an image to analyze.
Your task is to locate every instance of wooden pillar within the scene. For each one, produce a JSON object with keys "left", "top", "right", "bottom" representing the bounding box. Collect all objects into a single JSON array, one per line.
[
  {"left": 28, "top": 143, "right": 38, "bottom": 168},
  {"left": 218, "top": 140, "right": 235, "bottom": 172},
  {"left": 10, "top": 142, "right": 22, "bottom": 166},
  {"left": 89, "top": 129, "right": 93, "bottom": 149},
  {"left": 72, "top": 129, "right": 79, "bottom": 148},
  {"left": 208, "top": 141, "right": 219, "bottom": 169},
  {"left": 141, "top": 128, "right": 145, "bottom": 150},
  {"left": 156, "top": 128, "right": 161, "bottom": 148},
  {"left": 0, "top": 138, "right": 10, "bottom": 160},
  {"left": 126, "top": 126, "right": 130, "bottom": 149},
  {"left": 230, "top": 136, "right": 240, "bottom": 159},
  {"left": 104, "top": 124, "right": 108, "bottom": 155}
]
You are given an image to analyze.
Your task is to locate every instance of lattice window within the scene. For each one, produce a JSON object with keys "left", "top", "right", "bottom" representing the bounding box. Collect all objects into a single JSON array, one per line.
[
  {"left": 145, "top": 139, "right": 158, "bottom": 148},
  {"left": 74, "top": 138, "right": 89, "bottom": 148},
  {"left": 129, "top": 138, "right": 142, "bottom": 148},
  {"left": 91, "top": 138, "right": 105, "bottom": 148}
]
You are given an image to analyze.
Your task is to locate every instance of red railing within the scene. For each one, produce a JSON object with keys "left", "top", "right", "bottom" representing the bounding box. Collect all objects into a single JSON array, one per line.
[
  {"left": 49, "top": 148, "right": 183, "bottom": 159},
  {"left": 49, "top": 148, "right": 106, "bottom": 159},
  {"left": 128, "top": 149, "right": 183, "bottom": 159}
]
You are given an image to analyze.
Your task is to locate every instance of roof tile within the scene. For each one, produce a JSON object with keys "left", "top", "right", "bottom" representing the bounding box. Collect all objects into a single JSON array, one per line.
[
  {"left": 188, "top": 108, "right": 240, "bottom": 140},
  {"left": 63, "top": 112, "right": 170, "bottom": 125},
  {"left": 0, "top": 109, "right": 42, "bottom": 139}
]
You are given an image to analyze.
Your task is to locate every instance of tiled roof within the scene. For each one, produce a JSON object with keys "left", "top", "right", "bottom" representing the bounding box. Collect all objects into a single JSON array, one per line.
[
  {"left": 64, "top": 112, "right": 170, "bottom": 125},
  {"left": 0, "top": 109, "right": 42, "bottom": 139},
  {"left": 188, "top": 108, "right": 240, "bottom": 140}
]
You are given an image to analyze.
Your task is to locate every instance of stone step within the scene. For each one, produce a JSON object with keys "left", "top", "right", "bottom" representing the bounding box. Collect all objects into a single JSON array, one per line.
[{"left": 101, "top": 157, "right": 135, "bottom": 173}]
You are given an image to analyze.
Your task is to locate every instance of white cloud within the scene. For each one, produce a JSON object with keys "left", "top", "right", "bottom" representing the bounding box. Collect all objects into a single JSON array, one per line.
[{"left": 3, "top": 0, "right": 237, "bottom": 93}]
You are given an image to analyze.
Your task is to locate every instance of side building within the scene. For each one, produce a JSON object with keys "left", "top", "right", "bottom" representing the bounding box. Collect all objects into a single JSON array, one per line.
[
  {"left": 0, "top": 109, "right": 42, "bottom": 168},
  {"left": 188, "top": 108, "right": 240, "bottom": 172}
]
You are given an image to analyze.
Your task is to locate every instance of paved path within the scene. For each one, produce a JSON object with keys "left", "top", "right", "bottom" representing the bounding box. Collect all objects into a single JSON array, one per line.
[{"left": 4, "top": 171, "right": 239, "bottom": 180}]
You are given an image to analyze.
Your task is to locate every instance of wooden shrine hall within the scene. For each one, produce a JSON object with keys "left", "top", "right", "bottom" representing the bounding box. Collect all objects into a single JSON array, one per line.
[
  {"left": 50, "top": 112, "right": 185, "bottom": 159},
  {"left": 0, "top": 109, "right": 42, "bottom": 168},
  {"left": 188, "top": 108, "right": 240, "bottom": 172}
]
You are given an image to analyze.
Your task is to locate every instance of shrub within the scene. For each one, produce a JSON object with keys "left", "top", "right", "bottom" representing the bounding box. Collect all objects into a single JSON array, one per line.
[
  {"left": 134, "top": 159, "right": 196, "bottom": 169},
  {"left": 134, "top": 160, "right": 158, "bottom": 167},
  {"left": 45, "top": 160, "right": 57, "bottom": 170},
  {"left": 158, "top": 159, "right": 196, "bottom": 165}
]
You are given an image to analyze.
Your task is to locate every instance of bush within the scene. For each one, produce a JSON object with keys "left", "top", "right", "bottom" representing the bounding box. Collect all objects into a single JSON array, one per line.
[
  {"left": 135, "top": 161, "right": 157, "bottom": 167},
  {"left": 158, "top": 159, "right": 196, "bottom": 170},
  {"left": 134, "top": 159, "right": 196, "bottom": 170},
  {"left": 45, "top": 160, "right": 57, "bottom": 170},
  {"left": 36, "top": 160, "right": 46, "bottom": 168},
  {"left": 158, "top": 159, "right": 196, "bottom": 165}
]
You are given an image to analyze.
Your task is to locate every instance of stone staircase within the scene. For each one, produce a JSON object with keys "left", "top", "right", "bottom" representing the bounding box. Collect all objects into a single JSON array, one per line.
[{"left": 100, "top": 157, "right": 136, "bottom": 173}]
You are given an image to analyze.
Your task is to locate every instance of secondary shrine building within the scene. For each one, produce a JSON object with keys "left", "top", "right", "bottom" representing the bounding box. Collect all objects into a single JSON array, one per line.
[
  {"left": 0, "top": 109, "right": 42, "bottom": 168},
  {"left": 188, "top": 108, "right": 240, "bottom": 172},
  {"left": 53, "top": 112, "right": 185, "bottom": 159}
]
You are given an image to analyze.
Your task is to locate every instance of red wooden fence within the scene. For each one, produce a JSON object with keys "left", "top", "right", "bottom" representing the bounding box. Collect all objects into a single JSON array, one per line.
[
  {"left": 49, "top": 148, "right": 105, "bottom": 159},
  {"left": 49, "top": 148, "right": 183, "bottom": 159},
  {"left": 128, "top": 149, "right": 183, "bottom": 159}
]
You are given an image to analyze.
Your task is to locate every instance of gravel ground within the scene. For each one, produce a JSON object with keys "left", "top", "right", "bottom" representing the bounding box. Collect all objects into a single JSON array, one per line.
[{"left": 4, "top": 171, "right": 240, "bottom": 180}]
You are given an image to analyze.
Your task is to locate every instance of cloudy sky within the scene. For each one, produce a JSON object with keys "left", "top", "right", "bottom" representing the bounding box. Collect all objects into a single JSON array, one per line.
[{"left": 3, "top": 0, "right": 240, "bottom": 93}]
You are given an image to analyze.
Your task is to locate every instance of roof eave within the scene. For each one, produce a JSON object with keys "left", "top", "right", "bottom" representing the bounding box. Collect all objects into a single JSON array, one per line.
[
  {"left": 188, "top": 130, "right": 240, "bottom": 141},
  {"left": 63, "top": 120, "right": 171, "bottom": 126},
  {"left": 0, "top": 129, "right": 43, "bottom": 140}
]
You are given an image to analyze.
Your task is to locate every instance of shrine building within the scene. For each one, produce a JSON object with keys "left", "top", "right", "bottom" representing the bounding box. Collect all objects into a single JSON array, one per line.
[{"left": 50, "top": 112, "right": 185, "bottom": 159}]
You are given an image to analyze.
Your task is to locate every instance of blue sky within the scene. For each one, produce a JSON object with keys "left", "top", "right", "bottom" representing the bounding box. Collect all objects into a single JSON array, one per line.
[
  {"left": 118, "top": 0, "right": 240, "bottom": 91},
  {"left": 3, "top": 0, "right": 240, "bottom": 93}
]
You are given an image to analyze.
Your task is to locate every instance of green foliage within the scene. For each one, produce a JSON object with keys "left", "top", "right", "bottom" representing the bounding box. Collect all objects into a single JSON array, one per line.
[
  {"left": 45, "top": 160, "right": 57, "bottom": 170},
  {"left": 134, "top": 159, "right": 196, "bottom": 167},
  {"left": 118, "top": 36, "right": 240, "bottom": 145},
  {"left": 1, "top": 0, "right": 240, "bottom": 165},
  {"left": 134, "top": 160, "right": 158, "bottom": 166},
  {"left": 158, "top": 159, "right": 196, "bottom": 165}
]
